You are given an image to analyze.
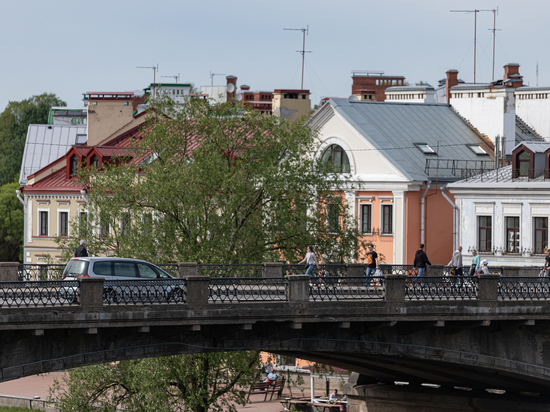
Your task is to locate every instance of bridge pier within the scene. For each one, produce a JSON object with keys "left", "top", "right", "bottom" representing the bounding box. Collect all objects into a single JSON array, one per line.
[{"left": 344, "top": 374, "right": 550, "bottom": 412}]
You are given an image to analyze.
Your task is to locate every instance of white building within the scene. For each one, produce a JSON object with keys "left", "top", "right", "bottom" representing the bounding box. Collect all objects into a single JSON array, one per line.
[
  {"left": 385, "top": 85, "right": 436, "bottom": 104},
  {"left": 448, "top": 141, "right": 550, "bottom": 267}
]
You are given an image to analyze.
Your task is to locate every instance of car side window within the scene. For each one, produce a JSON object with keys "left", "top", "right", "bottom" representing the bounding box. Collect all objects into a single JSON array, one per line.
[
  {"left": 93, "top": 262, "right": 112, "bottom": 276},
  {"left": 137, "top": 263, "right": 158, "bottom": 279},
  {"left": 113, "top": 262, "right": 137, "bottom": 278}
]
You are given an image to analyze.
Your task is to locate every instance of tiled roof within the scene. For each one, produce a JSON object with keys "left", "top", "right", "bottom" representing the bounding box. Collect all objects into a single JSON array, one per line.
[{"left": 24, "top": 168, "right": 84, "bottom": 193}]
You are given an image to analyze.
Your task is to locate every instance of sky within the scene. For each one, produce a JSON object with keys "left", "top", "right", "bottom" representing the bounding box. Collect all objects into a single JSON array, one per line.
[{"left": 1, "top": 0, "right": 550, "bottom": 111}]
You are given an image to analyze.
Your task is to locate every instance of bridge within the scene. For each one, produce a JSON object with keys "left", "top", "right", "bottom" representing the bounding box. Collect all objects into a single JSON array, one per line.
[{"left": 1, "top": 262, "right": 550, "bottom": 411}]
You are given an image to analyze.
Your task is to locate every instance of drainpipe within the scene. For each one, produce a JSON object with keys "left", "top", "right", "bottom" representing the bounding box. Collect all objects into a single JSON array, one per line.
[
  {"left": 420, "top": 181, "right": 431, "bottom": 245},
  {"left": 441, "top": 185, "right": 457, "bottom": 251},
  {"left": 15, "top": 190, "right": 26, "bottom": 212}
]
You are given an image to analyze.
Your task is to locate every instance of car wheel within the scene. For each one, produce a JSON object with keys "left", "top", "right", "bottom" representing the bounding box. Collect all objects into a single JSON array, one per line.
[
  {"left": 168, "top": 287, "right": 184, "bottom": 303},
  {"left": 103, "top": 287, "right": 118, "bottom": 304}
]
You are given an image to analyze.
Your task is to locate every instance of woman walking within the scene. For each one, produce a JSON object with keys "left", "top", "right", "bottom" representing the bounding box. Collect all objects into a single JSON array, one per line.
[
  {"left": 470, "top": 249, "right": 480, "bottom": 276},
  {"left": 299, "top": 246, "right": 320, "bottom": 277}
]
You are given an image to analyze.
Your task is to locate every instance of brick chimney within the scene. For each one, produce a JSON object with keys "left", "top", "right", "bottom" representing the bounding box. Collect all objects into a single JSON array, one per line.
[
  {"left": 503, "top": 63, "right": 523, "bottom": 88},
  {"left": 240, "top": 84, "right": 250, "bottom": 91},
  {"left": 226, "top": 75, "right": 237, "bottom": 102},
  {"left": 446, "top": 70, "right": 459, "bottom": 103}
]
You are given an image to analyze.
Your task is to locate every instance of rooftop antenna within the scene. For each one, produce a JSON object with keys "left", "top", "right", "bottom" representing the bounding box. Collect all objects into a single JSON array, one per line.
[
  {"left": 487, "top": 8, "right": 500, "bottom": 82},
  {"left": 137, "top": 64, "right": 159, "bottom": 98},
  {"left": 283, "top": 25, "right": 311, "bottom": 89},
  {"left": 210, "top": 72, "right": 225, "bottom": 86},
  {"left": 537, "top": 61, "right": 539, "bottom": 87},
  {"left": 451, "top": 9, "right": 493, "bottom": 83},
  {"left": 162, "top": 73, "right": 180, "bottom": 83}
]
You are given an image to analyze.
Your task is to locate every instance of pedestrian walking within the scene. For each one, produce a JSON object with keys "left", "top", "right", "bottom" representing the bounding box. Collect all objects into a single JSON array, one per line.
[
  {"left": 75, "top": 240, "right": 88, "bottom": 257},
  {"left": 298, "top": 246, "right": 319, "bottom": 277},
  {"left": 365, "top": 244, "right": 379, "bottom": 287},
  {"left": 451, "top": 246, "right": 463, "bottom": 277},
  {"left": 480, "top": 259, "right": 490, "bottom": 274},
  {"left": 413, "top": 244, "right": 431, "bottom": 285},
  {"left": 544, "top": 249, "right": 550, "bottom": 277},
  {"left": 469, "top": 249, "right": 480, "bottom": 276},
  {"left": 264, "top": 357, "right": 274, "bottom": 378}
]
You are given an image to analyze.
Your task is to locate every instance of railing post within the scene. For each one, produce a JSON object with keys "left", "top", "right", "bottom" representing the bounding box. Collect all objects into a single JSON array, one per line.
[
  {"left": 287, "top": 275, "right": 310, "bottom": 303},
  {"left": 262, "top": 262, "right": 283, "bottom": 278},
  {"left": 185, "top": 276, "right": 210, "bottom": 307},
  {"left": 384, "top": 274, "right": 406, "bottom": 303},
  {"left": 79, "top": 277, "right": 104, "bottom": 311},
  {"left": 478, "top": 274, "right": 500, "bottom": 303},
  {"left": 346, "top": 263, "right": 365, "bottom": 277},
  {"left": 177, "top": 262, "right": 198, "bottom": 279},
  {"left": 0, "top": 263, "right": 19, "bottom": 282}
]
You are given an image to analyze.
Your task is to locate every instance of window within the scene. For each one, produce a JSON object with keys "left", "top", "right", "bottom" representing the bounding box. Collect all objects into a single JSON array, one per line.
[
  {"left": 534, "top": 217, "right": 548, "bottom": 254},
  {"left": 142, "top": 212, "right": 153, "bottom": 235},
  {"left": 467, "top": 145, "right": 489, "bottom": 156},
  {"left": 381, "top": 205, "right": 393, "bottom": 234},
  {"left": 114, "top": 262, "right": 136, "bottom": 277},
  {"left": 321, "top": 144, "right": 350, "bottom": 173},
  {"left": 506, "top": 217, "right": 520, "bottom": 253},
  {"left": 137, "top": 263, "right": 158, "bottom": 279},
  {"left": 414, "top": 143, "right": 437, "bottom": 155},
  {"left": 99, "top": 213, "right": 110, "bottom": 238},
  {"left": 361, "top": 204, "right": 372, "bottom": 234},
  {"left": 518, "top": 151, "right": 530, "bottom": 176},
  {"left": 478, "top": 216, "right": 492, "bottom": 252},
  {"left": 59, "top": 212, "right": 68, "bottom": 237},
  {"left": 93, "top": 262, "right": 112, "bottom": 276},
  {"left": 121, "top": 212, "right": 131, "bottom": 237},
  {"left": 70, "top": 155, "right": 79, "bottom": 177},
  {"left": 78, "top": 212, "right": 88, "bottom": 237},
  {"left": 39, "top": 211, "right": 48, "bottom": 236},
  {"left": 326, "top": 203, "right": 340, "bottom": 233},
  {"left": 90, "top": 155, "right": 100, "bottom": 168}
]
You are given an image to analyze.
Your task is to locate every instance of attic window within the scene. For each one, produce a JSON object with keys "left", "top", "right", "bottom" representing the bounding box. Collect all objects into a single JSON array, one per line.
[
  {"left": 467, "top": 144, "right": 489, "bottom": 156},
  {"left": 414, "top": 143, "right": 437, "bottom": 155}
]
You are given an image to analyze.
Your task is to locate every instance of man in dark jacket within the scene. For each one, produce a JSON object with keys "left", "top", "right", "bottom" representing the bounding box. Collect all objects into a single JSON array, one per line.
[
  {"left": 413, "top": 244, "right": 431, "bottom": 285},
  {"left": 75, "top": 240, "right": 88, "bottom": 257}
]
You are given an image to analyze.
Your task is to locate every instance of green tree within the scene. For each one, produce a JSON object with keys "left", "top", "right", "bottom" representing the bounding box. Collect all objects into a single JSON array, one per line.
[
  {"left": 0, "top": 181, "right": 24, "bottom": 262},
  {"left": 50, "top": 352, "right": 260, "bottom": 412},
  {"left": 0, "top": 93, "right": 66, "bottom": 186},
  {"left": 59, "top": 95, "right": 365, "bottom": 264}
]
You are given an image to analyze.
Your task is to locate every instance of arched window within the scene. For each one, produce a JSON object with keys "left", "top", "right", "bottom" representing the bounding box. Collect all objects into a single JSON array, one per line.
[
  {"left": 90, "top": 155, "right": 100, "bottom": 168},
  {"left": 70, "top": 155, "right": 79, "bottom": 177},
  {"left": 321, "top": 144, "right": 350, "bottom": 173}
]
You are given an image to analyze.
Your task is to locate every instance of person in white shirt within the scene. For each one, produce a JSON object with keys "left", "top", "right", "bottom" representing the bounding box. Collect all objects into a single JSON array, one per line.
[
  {"left": 481, "top": 259, "right": 490, "bottom": 274},
  {"left": 298, "top": 246, "right": 320, "bottom": 277},
  {"left": 329, "top": 389, "right": 341, "bottom": 400},
  {"left": 264, "top": 357, "right": 274, "bottom": 377}
]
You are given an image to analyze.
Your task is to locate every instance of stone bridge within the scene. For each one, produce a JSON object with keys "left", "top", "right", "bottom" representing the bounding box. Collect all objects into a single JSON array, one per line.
[{"left": 1, "top": 262, "right": 550, "bottom": 410}]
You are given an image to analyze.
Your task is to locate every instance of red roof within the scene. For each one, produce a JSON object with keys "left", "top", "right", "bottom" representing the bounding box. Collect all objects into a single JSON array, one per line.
[{"left": 24, "top": 168, "right": 84, "bottom": 193}]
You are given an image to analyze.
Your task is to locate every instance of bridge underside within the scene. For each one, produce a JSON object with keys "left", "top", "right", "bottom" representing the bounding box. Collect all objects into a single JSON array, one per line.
[{"left": 2, "top": 315, "right": 550, "bottom": 400}]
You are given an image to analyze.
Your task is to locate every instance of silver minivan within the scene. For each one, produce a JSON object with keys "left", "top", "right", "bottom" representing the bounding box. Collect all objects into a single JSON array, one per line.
[{"left": 62, "top": 257, "right": 183, "bottom": 303}]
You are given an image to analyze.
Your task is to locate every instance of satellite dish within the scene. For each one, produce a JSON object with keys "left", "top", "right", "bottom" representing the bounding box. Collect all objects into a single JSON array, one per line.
[
  {"left": 348, "top": 95, "right": 359, "bottom": 102},
  {"left": 236, "top": 93, "right": 243, "bottom": 101},
  {"left": 227, "top": 83, "right": 235, "bottom": 93}
]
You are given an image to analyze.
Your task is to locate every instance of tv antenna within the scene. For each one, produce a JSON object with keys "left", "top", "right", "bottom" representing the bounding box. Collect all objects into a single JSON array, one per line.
[
  {"left": 210, "top": 72, "right": 225, "bottom": 86},
  {"left": 451, "top": 9, "right": 493, "bottom": 83},
  {"left": 137, "top": 64, "right": 159, "bottom": 98},
  {"left": 283, "top": 25, "right": 311, "bottom": 89},
  {"left": 487, "top": 8, "right": 500, "bottom": 82},
  {"left": 162, "top": 73, "right": 180, "bottom": 83}
]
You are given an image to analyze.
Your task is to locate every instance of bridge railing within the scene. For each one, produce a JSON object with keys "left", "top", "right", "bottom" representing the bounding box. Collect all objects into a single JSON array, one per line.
[
  {"left": 102, "top": 279, "right": 186, "bottom": 305},
  {"left": 309, "top": 276, "right": 384, "bottom": 301},
  {"left": 209, "top": 277, "right": 287, "bottom": 303},
  {"left": 0, "top": 280, "right": 79, "bottom": 308},
  {"left": 283, "top": 264, "right": 347, "bottom": 277},
  {"left": 198, "top": 264, "right": 263, "bottom": 278},
  {"left": 405, "top": 276, "right": 479, "bottom": 300},
  {"left": 18, "top": 264, "right": 66, "bottom": 281},
  {"left": 498, "top": 277, "right": 550, "bottom": 300}
]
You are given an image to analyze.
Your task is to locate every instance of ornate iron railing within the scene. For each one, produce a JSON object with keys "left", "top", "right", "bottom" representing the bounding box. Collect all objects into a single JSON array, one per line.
[
  {"left": 283, "top": 264, "right": 347, "bottom": 277},
  {"left": 102, "top": 280, "right": 186, "bottom": 305},
  {"left": 18, "top": 264, "right": 66, "bottom": 281},
  {"left": 379, "top": 264, "right": 417, "bottom": 276},
  {"left": 0, "top": 281, "right": 79, "bottom": 307},
  {"left": 498, "top": 277, "right": 550, "bottom": 300},
  {"left": 309, "top": 276, "right": 384, "bottom": 301},
  {"left": 198, "top": 264, "right": 263, "bottom": 278},
  {"left": 406, "top": 276, "right": 479, "bottom": 300},
  {"left": 209, "top": 277, "right": 287, "bottom": 303}
]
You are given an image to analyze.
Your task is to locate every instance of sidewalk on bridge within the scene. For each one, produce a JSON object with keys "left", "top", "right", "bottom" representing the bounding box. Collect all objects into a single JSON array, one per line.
[{"left": 0, "top": 372, "right": 319, "bottom": 411}]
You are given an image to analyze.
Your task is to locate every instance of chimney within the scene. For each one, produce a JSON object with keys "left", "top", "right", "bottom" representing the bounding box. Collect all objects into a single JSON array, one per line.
[
  {"left": 446, "top": 70, "right": 459, "bottom": 103},
  {"left": 226, "top": 75, "right": 237, "bottom": 102},
  {"left": 503, "top": 63, "right": 523, "bottom": 88},
  {"left": 240, "top": 84, "right": 250, "bottom": 91}
]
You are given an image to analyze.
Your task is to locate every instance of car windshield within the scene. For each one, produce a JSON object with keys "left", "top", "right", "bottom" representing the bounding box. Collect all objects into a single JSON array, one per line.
[
  {"left": 153, "top": 265, "right": 172, "bottom": 279},
  {"left": 63, "top": 260, "right": 89, "bottom": 276}
]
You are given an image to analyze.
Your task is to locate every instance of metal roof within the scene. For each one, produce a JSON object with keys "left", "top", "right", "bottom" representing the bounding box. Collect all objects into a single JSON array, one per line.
[
  {"left": 513, "top": 141, "right": 550, "bottom": 153},
  {"left": 19, "top": 124, "right": 86, "bottom": 185},
  {"left": 325, "top": 99, "right": 493, "bottom": 182},
  {"left": 386, "top": 86, "right": 434, "bottom": 92},
  {"left": 515, "top": 117, "right": 545, "bottom": 145},
  {"left": 448, "top": 165, "right": 550, "bottom": 189}
]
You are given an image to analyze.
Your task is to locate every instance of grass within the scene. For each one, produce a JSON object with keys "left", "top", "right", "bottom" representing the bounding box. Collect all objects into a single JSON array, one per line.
[{"left": 0, "top": 407, "right": 33, "bottom": 412}]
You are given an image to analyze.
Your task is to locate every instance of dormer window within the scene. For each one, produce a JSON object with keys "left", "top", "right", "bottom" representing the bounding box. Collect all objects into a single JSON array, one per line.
[
  {"left": 70, "top": 155, "right": 79, "bottom": 177},
  {"left": 90, "top": 155, "right": 100, "bottom": 168},
  {"left": 414, "top": 143, "right": 437, "bottom": 155},
  {"left": 467, "top": 144, "right": 489, "bottom": 156}
]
